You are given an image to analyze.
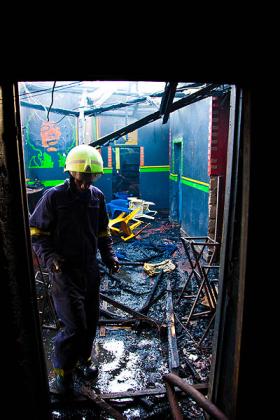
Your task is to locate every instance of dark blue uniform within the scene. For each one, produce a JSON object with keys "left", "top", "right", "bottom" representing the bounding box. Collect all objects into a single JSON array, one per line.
[{"left": 30, "top": 179, "right": 115, "bottom": 372}]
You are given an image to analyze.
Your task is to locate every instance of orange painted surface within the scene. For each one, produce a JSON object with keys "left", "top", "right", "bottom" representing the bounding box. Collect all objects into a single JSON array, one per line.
[{"left": 40, "top": 121, "right": 61, "bottom": 152}]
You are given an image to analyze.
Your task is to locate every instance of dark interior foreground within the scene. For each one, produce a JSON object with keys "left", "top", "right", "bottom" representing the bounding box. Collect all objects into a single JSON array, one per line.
[{"left": 1, "top": 74, "right": 264, "bottom": 419}]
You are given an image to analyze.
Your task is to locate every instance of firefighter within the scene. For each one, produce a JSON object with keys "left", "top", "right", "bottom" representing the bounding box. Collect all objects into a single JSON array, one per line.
[{"left": 30, "top": 144, "right": 119, "bottom": 394}]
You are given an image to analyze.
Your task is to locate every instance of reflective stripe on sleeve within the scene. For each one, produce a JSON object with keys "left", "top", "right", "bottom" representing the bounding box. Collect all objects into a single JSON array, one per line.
[
  {"left": 98, "top": 227, "right": 111, "bottom": 238},
  {"left": 30, "top": 227, "right": 51, "bottom": 237}
]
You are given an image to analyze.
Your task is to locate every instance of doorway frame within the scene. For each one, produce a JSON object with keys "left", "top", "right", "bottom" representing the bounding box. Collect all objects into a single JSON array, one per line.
[{"left": 1, "top": 80, "right": 253, "bottom": 418}]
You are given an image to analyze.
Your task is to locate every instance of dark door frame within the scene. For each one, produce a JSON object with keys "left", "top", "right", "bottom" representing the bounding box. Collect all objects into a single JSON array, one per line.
[{"left": 1, "top": 80, "right": 256, "bottom": 419}]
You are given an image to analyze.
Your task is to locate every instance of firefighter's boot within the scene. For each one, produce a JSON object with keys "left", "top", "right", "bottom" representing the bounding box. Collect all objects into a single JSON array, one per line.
[
  {"left": 53, "top": 369, "right": 74, "bottom": 395},
  {"left": 76, "top": 359, "right": 99, "bottom": 380}
]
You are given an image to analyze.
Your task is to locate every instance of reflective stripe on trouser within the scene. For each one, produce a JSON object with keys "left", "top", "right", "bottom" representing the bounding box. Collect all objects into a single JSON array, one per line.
[{"left": 50, "top": 265, "right": 100, "bottom": 371}]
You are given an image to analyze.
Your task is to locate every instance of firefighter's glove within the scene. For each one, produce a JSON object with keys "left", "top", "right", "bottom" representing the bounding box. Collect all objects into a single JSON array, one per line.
[
  {"left": 50, "top": 256, "right": 65, "bottom": 273},
  {"left": 106, "top": 257, "right": 120, "bottom": 274}
]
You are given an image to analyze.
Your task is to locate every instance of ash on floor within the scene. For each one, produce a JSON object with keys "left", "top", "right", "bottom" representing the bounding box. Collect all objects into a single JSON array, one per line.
[{"left": 41, "top": 213, "right": 216, "bottom": 419}]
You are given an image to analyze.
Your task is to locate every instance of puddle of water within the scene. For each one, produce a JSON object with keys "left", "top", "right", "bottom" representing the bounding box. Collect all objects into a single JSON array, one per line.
[
  {"left": 94, "top": 330, "right": 167, "bottom": 394},
  {"left": 100, "top": 339, "right": 126, "bottom": 372}
]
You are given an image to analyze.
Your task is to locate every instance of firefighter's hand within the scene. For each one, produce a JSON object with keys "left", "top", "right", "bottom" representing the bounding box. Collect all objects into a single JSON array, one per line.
[
  {"left": 50, "top": 256, "right": 65, "bottom": 273},
  {"left": 106, "top": 258, "right": 120, "bottom": 274}
]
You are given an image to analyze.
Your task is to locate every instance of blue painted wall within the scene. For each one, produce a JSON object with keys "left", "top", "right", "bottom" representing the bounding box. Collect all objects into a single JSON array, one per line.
[
  {"left": 97, "top": 115, "right": 170, "bottom": 210},
  {"left": 92, "top": 144, "right": 112, "bottom": 200},
  {"left": 21, "top": 87, "right": 212, "bottom": 236},
  {"left": 138, "top": 120, "right": 169, "bottom": 209},
  {"left": 21, "top": 98, "right": 170, "bottom": 211},
  {"left": 169, "top": 98, "right": 211, "bottom": 236},
  {"left": 96, "top": 115, "right": 130, "bottom": 201}
]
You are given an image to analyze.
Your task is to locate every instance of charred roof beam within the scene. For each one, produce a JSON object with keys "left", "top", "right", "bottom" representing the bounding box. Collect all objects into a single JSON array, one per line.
[
  {"left": 90, "top": 83, "right": 222, "bottom": 147},
  {"left": 84, "top": 96, "right": 148, "bottom": 117},
  {"left": 159, "top": 82, "right": 178, "bottom": 124},
  {"left": 20, "top": 85, "right": 195, "bottom": 120},
  {"left": 19, "top": 101, "right": 79, "bottom": 117}
]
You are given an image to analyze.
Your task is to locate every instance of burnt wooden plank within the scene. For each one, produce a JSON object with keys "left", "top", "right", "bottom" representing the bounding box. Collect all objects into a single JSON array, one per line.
[
  {"left": 100, "top": 382, "right": 208, "bottom": 400},
  {"left": 100, "top": 293, "right": 163, "bottom": 329},
  {"left": 140, "top": 270, "right": 163, "bottom": 314},
  {"left": 166, "top": 279, "right": 180, "bottom": 371}
]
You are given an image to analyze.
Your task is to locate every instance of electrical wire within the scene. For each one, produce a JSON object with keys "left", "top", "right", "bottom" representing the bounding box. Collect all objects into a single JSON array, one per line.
[
  {"left": 19, "top": 81, "right": 83, "bottom": 99},
  {"left": 47, "top": 82, "right": 56, "bottom": 122},
  {"left": 20, "top": 82, "right": 49, "bottom": 121}
]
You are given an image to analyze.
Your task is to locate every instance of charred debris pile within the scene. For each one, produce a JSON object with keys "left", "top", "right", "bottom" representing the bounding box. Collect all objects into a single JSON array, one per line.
[{"left": 45, "top": 212, "right": 219, "bottom": 419}]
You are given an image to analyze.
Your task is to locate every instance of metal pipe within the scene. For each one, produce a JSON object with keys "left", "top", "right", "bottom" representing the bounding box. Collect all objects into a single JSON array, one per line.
[
  {"left": 163, "top": 373, "right": 228, "bottom": 420},
  {"left": 165, "top": 381, "right": 184, "bottom": 419}
]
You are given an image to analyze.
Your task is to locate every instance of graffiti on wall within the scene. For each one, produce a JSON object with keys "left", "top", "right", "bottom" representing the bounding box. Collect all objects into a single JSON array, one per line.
[
  {"left": 24, "top": 116, "right": 76, "bottom": 171},
  {"left": 40, "top": 121, "right": 61, "bottom": 152}
]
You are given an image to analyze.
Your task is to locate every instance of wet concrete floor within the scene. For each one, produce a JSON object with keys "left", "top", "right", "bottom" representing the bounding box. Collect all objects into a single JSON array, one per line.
[{"left": 40, "top": 213, "right": 215, "bottom": 419}]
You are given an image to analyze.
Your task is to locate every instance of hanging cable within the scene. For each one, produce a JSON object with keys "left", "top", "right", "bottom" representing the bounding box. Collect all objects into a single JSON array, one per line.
[{"left": 47, "top": 81, "right": 56, "bottom": 121}]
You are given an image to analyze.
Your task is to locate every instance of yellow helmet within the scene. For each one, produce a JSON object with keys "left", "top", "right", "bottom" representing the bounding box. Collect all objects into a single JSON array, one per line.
[{"left": 64, "top": 145, "right": 104, "bottom": 174}]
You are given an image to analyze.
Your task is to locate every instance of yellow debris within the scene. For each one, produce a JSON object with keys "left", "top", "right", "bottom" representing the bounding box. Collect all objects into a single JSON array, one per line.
[{"left": 144, "top": 259, "right": 176, "bottom": 276}]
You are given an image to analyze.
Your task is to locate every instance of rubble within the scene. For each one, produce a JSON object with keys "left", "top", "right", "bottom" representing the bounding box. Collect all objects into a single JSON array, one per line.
[{"left": 40, "top": 213, "right": 216, "bottom": 418}]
